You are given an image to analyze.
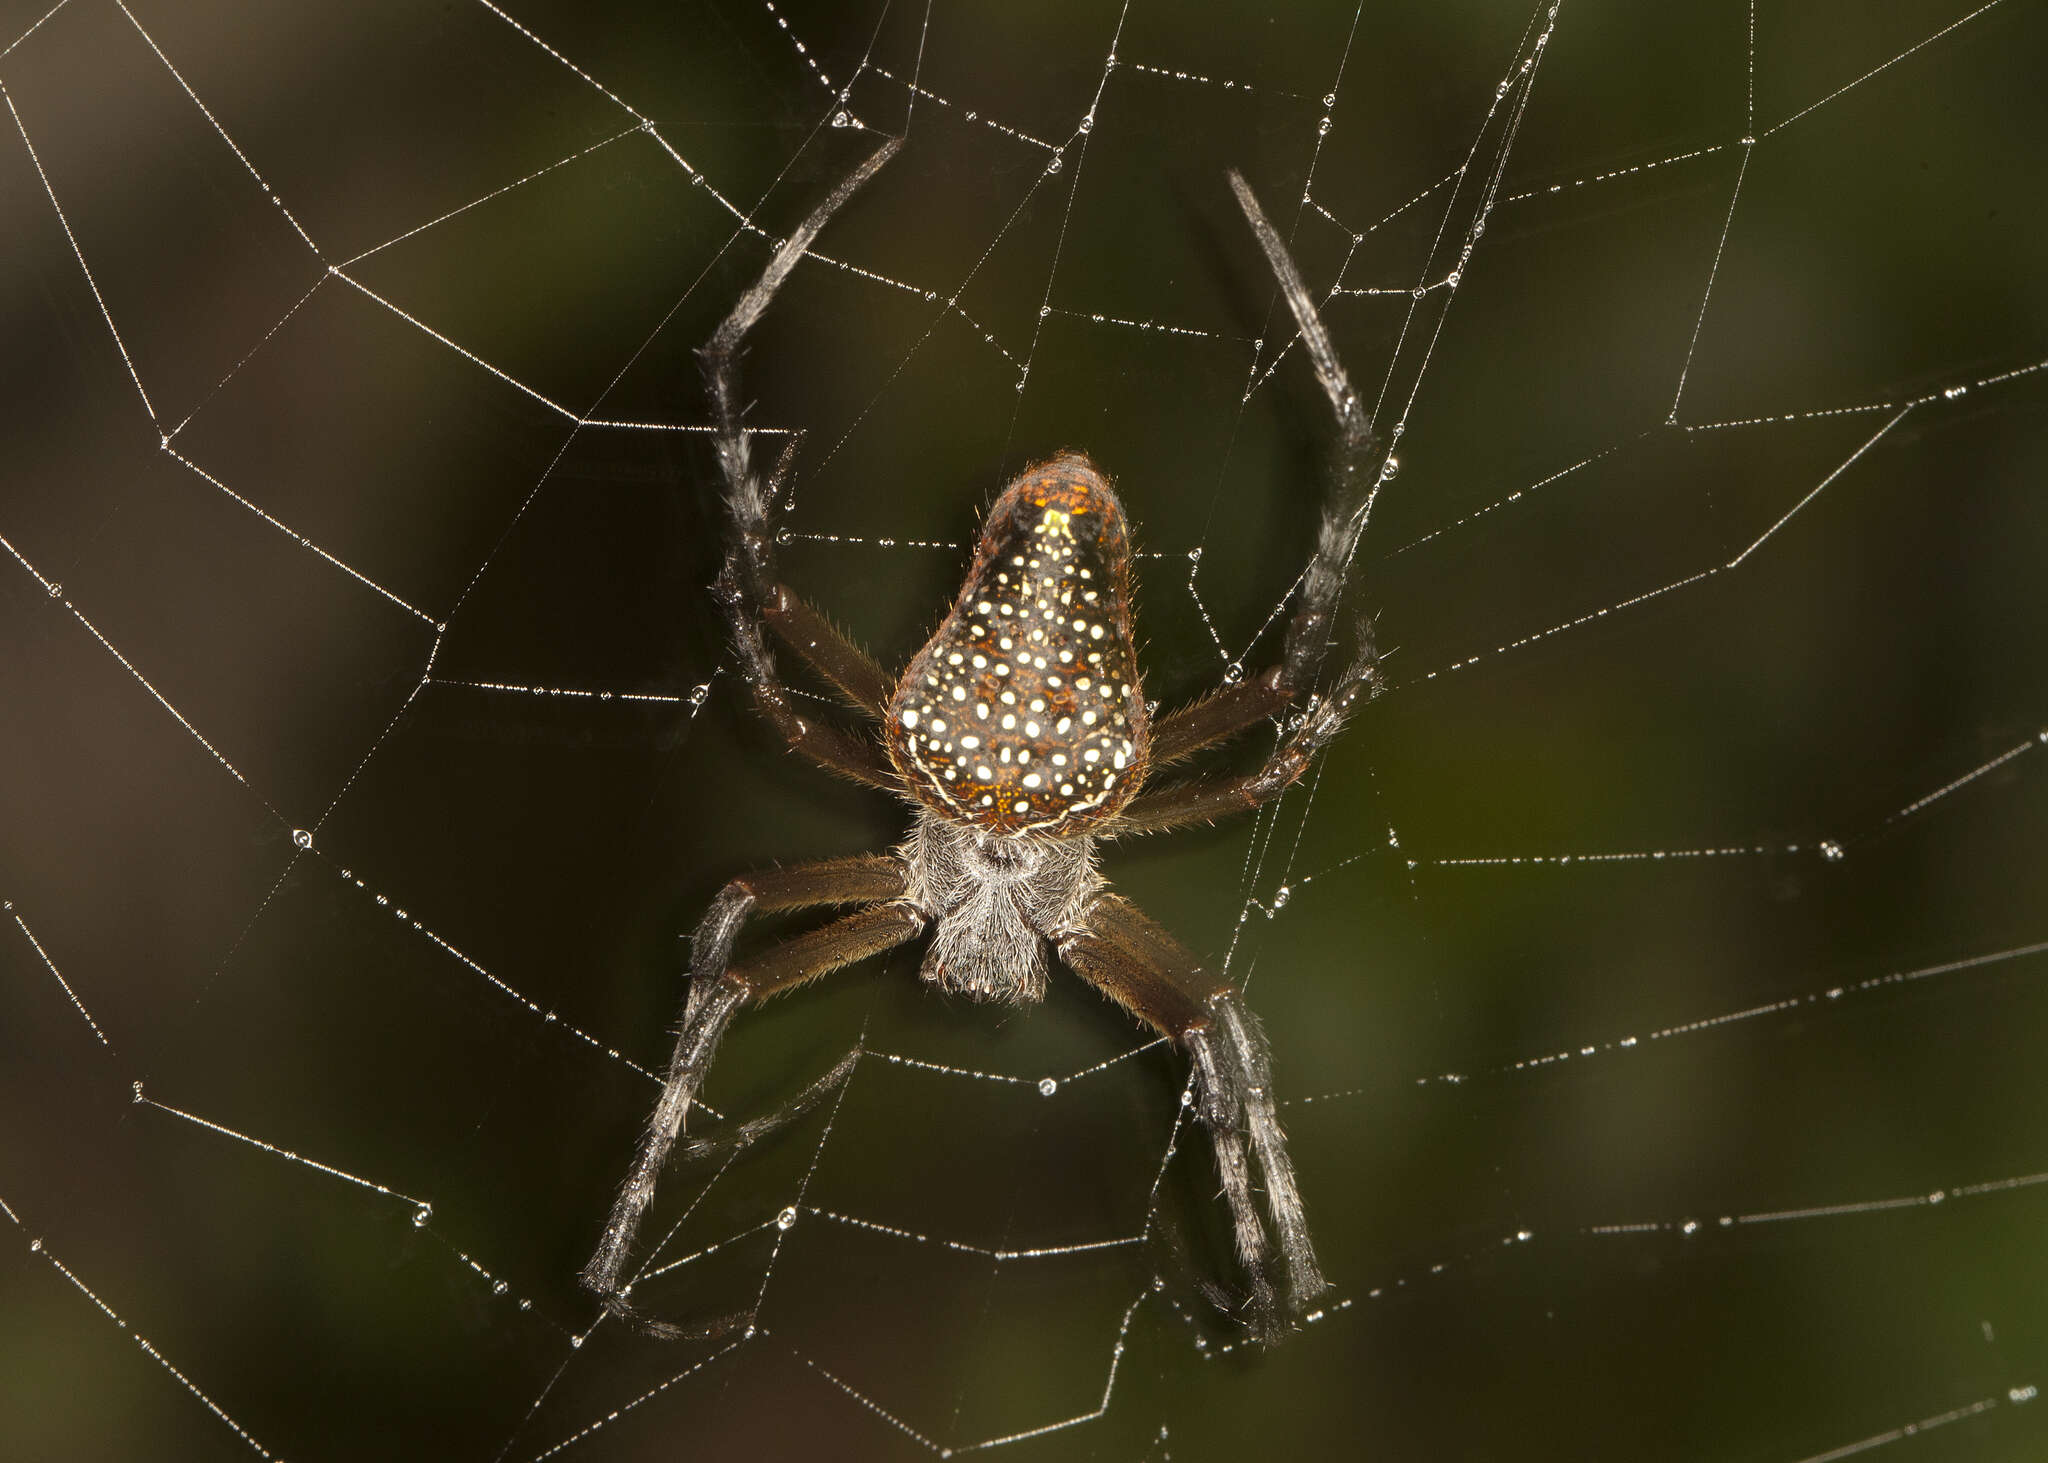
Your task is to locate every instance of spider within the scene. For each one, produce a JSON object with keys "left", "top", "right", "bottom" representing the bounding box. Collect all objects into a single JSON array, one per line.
[{"left": 582, "top": 138, "right": 1388, "bottom": 1342}]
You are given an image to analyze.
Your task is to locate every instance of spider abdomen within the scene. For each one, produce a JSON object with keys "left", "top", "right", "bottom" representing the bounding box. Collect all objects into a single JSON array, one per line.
[{"left": 887, "top": 453, "right": 1150, "bottom": 836}]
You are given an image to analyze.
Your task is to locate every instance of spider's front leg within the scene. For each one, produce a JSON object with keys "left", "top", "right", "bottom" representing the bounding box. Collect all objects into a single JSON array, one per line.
[
  {"left": 1059, "top": 896, "right": 1324, "bottom": 1339},
  {"left": 695, "top": 138, "right": 906, "bottom": 786},
  {"left": 1112, "top": 171, "right": 1393, "bottom": 836},
  {"left": 582, "top": 855, "right": 923, "bottom": 1334},
  {"left": 1113, "top": 621, "right": 1380, "bottom": 837}
]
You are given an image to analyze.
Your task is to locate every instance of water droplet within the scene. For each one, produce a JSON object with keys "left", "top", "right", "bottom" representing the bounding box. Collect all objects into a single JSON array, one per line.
[
  {"left": 1270, "top": 885, "right": 1292, "bottom": 910},
  {"left": 830, "top": 111, "right": 849, "bottom": 128},
  {"left": 1037, "top": 1077, "right": 1057, "bottom": 1097},
  {"left": 1078, "top": 113, "right": 1094, "bottom": 133},
  {"left": 1222, "top": 662, "right": 1244, "bottom": 685},
  {"left": 412, "top": 1204, "right": 433, "bottom": 1228},
  {"left": 776, "top": 1206, "right": 798, "bottom": 1231},
  {"left": 1046, "top": 153, "right": 1063, "bottom": 174},
  {"left": 492, "top": 1280, "right": 509, "bottom": 1295},
  {"left": 1819, "top": 840, "right": 1845, "bottom": 862},
  {"left": 1680, "top": 1218, "right": 1699, "bottom": 1235}
]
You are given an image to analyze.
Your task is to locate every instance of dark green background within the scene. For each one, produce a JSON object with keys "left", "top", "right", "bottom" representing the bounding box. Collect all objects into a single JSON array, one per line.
[{"left": 3, "top": 1, "right": 2044, "bottom": 1459}]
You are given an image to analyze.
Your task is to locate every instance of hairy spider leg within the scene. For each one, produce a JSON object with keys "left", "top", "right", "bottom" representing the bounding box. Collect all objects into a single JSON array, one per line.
[
  {"left": 1114, "top": 622, "right": 1381, "bottom": 837},
  {"left": 582, "top": 855, "right": 916, "bottom": 1333},
  {"left": 697, "top": 137, "right": 905, "bottom": 785},
  {"left": 1059, "top": 894, "right": 1326, "bottom": 1337},
  {"left": 1118, "top": 172, "right": 1392, "bottom": 829}
]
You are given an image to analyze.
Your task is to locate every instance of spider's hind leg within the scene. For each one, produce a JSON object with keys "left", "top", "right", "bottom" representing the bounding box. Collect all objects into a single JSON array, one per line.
[
  {"left": 1186, "top": 994, "right": 1322, "bottom": 1303},
  {"left": 1059, "top": 894, "right": 1326, "bottom": 1341},
  {"left": 581, "top": 855, "right": 920, "bottom": 1334}
]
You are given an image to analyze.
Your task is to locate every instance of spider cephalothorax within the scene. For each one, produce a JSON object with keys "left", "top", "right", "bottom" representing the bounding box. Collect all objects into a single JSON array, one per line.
[
  {"left": 899, "top": 809, "right": 1099, "bottom": 1004},
  {"left": 583, "top": 139, "right": 1387, "bottom": 1343}
]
